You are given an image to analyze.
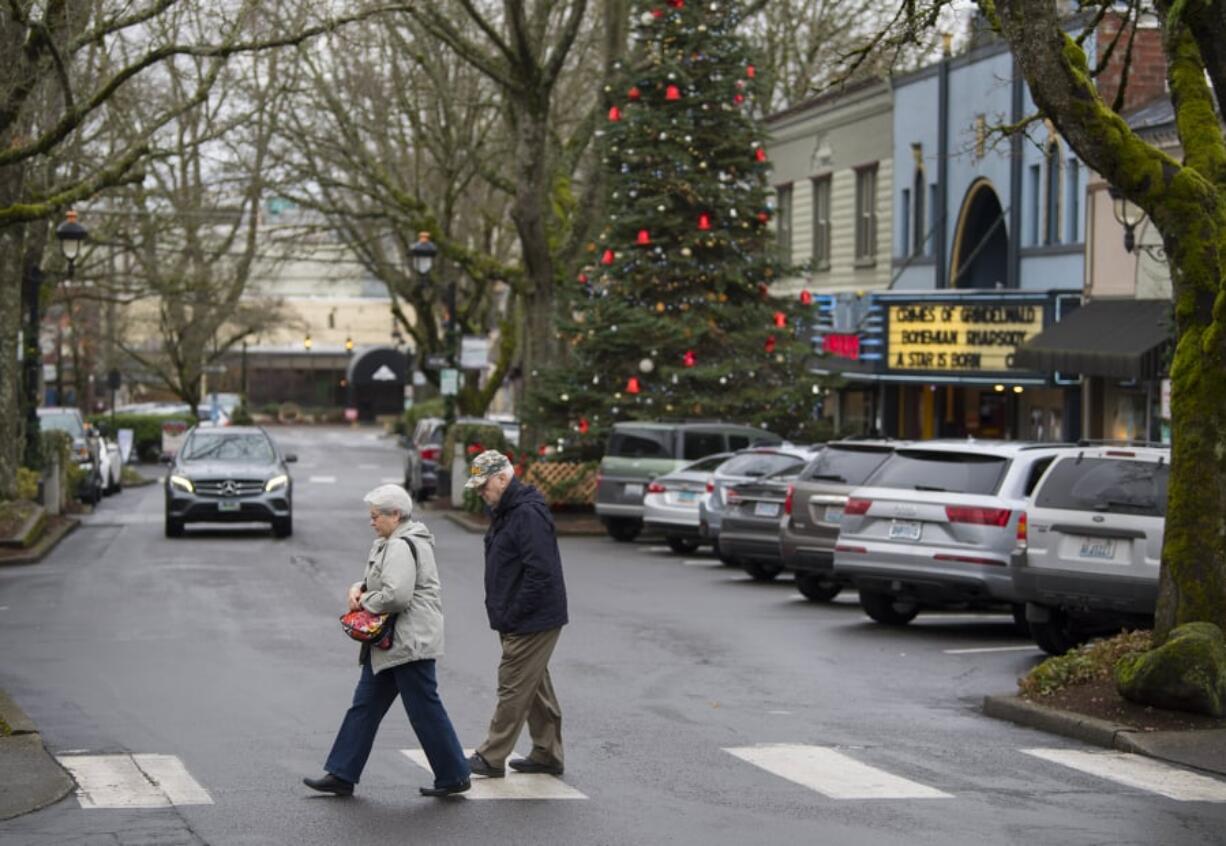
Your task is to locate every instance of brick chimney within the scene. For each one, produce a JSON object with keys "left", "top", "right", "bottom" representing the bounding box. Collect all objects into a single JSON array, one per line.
[{"left": 1095, "top": 13, "right": 1167, "bottom": 112}]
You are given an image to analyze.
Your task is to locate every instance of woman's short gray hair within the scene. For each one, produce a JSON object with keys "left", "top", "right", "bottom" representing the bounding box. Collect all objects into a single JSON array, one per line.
[{"left": 363, "top": 484, "right": 414, "bottom": 522}]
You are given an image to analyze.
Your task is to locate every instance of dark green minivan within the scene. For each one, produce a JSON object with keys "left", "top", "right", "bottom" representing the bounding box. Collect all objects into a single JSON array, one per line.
[{"left": 595, "top": 421, "right": 781, "bottom": 541}]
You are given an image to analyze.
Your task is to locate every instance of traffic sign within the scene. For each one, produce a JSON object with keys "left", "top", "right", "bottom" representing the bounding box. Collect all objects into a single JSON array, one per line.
[{"left": 439, "top": 368, "right": 459, "bottom": 396}]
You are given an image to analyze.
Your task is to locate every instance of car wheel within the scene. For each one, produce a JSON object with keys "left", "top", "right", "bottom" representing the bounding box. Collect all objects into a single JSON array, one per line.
[
  {"left": 164, "top": 514, "right": 184, "bottom": 538},
  {"left": 1029, "top": 609, "right": 1083, "bottom": 656},
  {"left": 665, "top": 535, "right": 700, "bottom": 554},
  {"left": 716, "top": 544, "right": 740, "bottom": 568},
  {"left": 742, "top": 561, "right": 783, "bottom": 582},
  {"left": 796, "top": 573, "right": 842, "bottom": 602},
  {"left": 605, "top": 518, "right": 641, "bottom": 543},
  {"left": 859, "top": 590, "right": 920, "bottom": 626},
  {"left": 273, "top": 514, "right": 294, "bottom": 538}
]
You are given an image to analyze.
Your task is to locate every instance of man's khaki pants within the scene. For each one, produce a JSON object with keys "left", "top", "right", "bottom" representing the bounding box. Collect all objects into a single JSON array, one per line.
[{"left": 476, "top": 627, "right": 563, "bottom": 768}]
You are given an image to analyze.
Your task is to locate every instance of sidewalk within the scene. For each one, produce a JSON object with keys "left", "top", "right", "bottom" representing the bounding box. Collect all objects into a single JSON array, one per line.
[
  {"left": 0, "top": 691, "right": 74, "bottom": 820},
  {"left": 984, "top": 694, "right": 1226, "bottom": 777}
]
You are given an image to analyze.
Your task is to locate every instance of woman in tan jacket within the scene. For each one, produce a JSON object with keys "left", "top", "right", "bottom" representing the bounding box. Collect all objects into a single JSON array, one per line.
[{"left": 304, "top": 484, "right": 470, "bottom": 798}]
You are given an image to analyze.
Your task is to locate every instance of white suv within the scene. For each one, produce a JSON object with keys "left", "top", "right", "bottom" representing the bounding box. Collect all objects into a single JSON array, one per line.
[
  {"left": 833, "top": 440, "right": 1076, "bottom": 626},
  {"left": 1012, "top": 445, "right": 1168, "bottom": 654}
]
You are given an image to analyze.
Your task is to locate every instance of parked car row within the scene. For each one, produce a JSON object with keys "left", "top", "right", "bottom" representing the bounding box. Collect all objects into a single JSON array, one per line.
[
  {"left": 36, "top": 406, "right": 124, "bottom": 505},
  {"left": 599, "top": 425, "right": 1168, "bottom": 655}
]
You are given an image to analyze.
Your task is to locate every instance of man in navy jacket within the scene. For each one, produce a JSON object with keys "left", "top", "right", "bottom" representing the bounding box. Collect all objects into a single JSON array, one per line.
[{"left": 464, "top": 450, "right": 568, "bottom": 777}]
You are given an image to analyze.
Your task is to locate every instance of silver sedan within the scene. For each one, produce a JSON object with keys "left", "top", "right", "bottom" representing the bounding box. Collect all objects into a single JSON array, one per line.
[{"left": 642, "top": 453, "right": 731, "bottom": 554}]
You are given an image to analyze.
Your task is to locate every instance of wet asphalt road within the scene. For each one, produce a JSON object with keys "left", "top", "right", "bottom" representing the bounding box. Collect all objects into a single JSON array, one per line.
[{"left": 1, "top": 425, "right": 1224, "bottom": 845}]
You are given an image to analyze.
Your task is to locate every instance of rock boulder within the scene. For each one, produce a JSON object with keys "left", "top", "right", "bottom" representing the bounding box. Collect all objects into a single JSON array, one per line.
[{"left": 1116, "top": 622, "right": 1226, "bottom": 717}]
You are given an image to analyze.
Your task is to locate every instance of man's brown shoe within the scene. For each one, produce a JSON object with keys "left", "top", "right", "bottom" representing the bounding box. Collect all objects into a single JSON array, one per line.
[{"left": 508, "top": 757, "right": 564, "bottom": 776}]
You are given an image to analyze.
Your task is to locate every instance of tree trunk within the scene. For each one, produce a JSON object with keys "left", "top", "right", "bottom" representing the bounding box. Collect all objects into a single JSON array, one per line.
[
  {"left": 0, "top": 223, "right": 23, "bottom": 500},
  {"left": 510, "top": 100, "right": 560, "bottom": 449}
]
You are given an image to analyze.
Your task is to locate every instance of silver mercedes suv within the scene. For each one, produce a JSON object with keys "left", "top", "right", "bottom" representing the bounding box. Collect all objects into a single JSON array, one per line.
[{"left": 164, "top": 426, "right": 297, "bottom": 538}]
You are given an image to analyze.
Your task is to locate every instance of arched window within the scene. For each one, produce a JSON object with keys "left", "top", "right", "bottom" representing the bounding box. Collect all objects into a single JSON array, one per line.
[
  {"left": 1044, "top": 141, "right": 1061, "bottom": 245},
  {"left": 912, "top": 167, "right": 926, "bottom": 256}
]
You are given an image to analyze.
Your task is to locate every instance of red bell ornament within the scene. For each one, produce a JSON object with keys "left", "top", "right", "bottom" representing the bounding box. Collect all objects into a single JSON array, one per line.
[
  {"left": 747, "top": 64, "right": 757, "bottom": 78},
  {"left": 800, "top": 290, "right": 813, "bottom": 305},
  {"left": 626, "top": 376, "right": 641, "bottom": 395},
  {"left": 608, "top": 105, "right": 621, "bottom": 122},
  {"left": 578, "top": 272, "right": 589, "bottom": 284},
  {"left": 773, "top": 311, "right": 787, "bottom": 328},
  {"left": 764, "top": 335, "right": 777, "bottom": 354},
  {"left": 667, "top": 0, "right": 684, "bottom": 7},
  {"left": 578, "top": 418, "right": 590, "bottom": 434},
  {"left": 734, "top": 93, "right": 745, "bottom": 105},
  {"left": 697, "top": 212, "right": 712, "bottom": 231},
  {"left": 683, "top": 349, "right": 696, "bottom": 368},
  {"left": 601, "top": 248, "right": 615, "bottom": 265},
  {"left": 665, "top": 84, "right": 681, "bottom": 101},
  {"left": 637, "top": 229, "right": 651, "bottom": 245},
  {"left": 754, "top": 147, "right": 767, "bottom": 163},
  {"left": 628, "top": 86, "right": 641, "bottom": 101}
]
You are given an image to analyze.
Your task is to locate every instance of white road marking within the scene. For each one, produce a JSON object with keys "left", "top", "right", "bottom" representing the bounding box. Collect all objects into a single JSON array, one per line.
[
  {"left": 401, "top": 750, "right": 586, "bottom": 800},
  {"left": 131, "top": 754, "right": 214, "bottom": 805},
  {"left": 943, "top": 645, "right": 1041, "bottom": 655},
  {"left": 1022, "top": 748, "right": 1226, "bottom": 802},
  {"left": 723, "top": 744, "right": 951, "bottom": 800},
  {"left": 308, "top": 476, "right": 337, "bottom": 484},
  {"left": 682, "top": 558, "right": 721, "bottom": 567},
  {"left": 56, "top": 753, "right": 213, "bottom": 809},
  {"left": 380, "top": 477, "right": 402, "bottom": 484},
  {"left": 645, "top": 546, "right": 672, "bottom": 553}
]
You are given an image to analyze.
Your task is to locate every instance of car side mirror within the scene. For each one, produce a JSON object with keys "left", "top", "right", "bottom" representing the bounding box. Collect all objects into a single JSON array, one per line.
[{"left": 284, "top": 453, "right": 298, "bottom": 463}]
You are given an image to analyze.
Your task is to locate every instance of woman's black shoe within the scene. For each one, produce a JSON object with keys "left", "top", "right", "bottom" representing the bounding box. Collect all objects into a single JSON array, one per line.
[
  {"left": 419, "top": 780, "right": 472, "bottom": 797},
  {"left": 303, "top": 773, "right": 354, "bottom": 796}
]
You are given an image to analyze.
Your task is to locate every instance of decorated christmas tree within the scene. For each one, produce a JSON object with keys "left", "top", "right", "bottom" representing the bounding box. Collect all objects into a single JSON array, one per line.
[{"left": 527, "top": 0, "right": 824, "bottom": 453}]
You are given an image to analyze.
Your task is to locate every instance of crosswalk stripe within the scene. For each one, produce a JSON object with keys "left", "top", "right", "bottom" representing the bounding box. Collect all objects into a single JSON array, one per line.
[
  {"left": 56, "top": 754, "right": 213, "bottom": 809},
  {"left": 682, "top": 558, "right": 721, "bottom": 567},
  {"left": 723, "top": 744, "right": 951, "bottom": 800},
  {"left": 308, "top": 475, "right": 337, "bottom": 484},
  {"left": 400, "top": 750, "right": 587, "bottom": 800},
  {"left": 131, "top": 754, "right": 214, "bottom": 806},
  {"left": 1022, "top": 748, "right": 1226, "bottom": 802}
]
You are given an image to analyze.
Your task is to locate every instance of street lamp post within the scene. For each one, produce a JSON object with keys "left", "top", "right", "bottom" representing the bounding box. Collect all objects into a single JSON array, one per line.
[
  {"left": 1108, "top": 185, "right": 1165, "bottom": 260},
  {"left": 303, "top": 332, "right": 313, "bottom": 407},
  {"left": 409, "top": 232, "right": 448, "bottom": 423},
  {"left": 24, "top": 210, "right": 88, "bottom": 466}
]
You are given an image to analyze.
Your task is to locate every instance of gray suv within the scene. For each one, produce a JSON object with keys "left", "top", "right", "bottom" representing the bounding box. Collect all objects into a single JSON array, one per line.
[
  {"left": 1012, "top": 445, "right": 1168, "bottom": 654},
  {"left": 779, "top": 440, "right": 898, "bottom": 602},
  {"left": 833, "top": 441, "right": 1074, "bottom": 626},
  {"left": 595, "top": 422, "right": 781, "bottom": 542},
  {"left": 164, "top": 426, "right": 296, "bottom": 538}
]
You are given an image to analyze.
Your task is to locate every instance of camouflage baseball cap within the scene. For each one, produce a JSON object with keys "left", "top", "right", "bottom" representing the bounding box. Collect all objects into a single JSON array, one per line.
[{"left": 465, "top": 449, "right": 512, "bottom": 489}]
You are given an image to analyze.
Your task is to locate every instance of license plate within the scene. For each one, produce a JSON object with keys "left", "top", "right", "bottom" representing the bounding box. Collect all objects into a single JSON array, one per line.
[
  {"left": 624, "top": 483, "right": 644, "bottom": 497},
  {"left": 677, "top": 490, "right": 697, "bottom": 503},
  {"left": 754, "top": 501, "right": 780, "bottom": 517},
  {"left": 824, "top": 506, "right": 844, "bottom": 524},
  {"left": 218, "top": 500, "right": 241, "bottom": 512},
  {"left": 888, "top": 520, "right": 922, "bottom": 541},
  {"left": 1078, "top": 537, "right": 1117, "bottom": 560}
]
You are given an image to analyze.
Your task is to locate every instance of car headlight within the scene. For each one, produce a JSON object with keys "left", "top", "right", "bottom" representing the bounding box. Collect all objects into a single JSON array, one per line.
[
  {"left": 265, "top": 474, "right": 289, "bottom": 492},
  {"left": 169, "top": 475, "right": 194, "bottom": 493}
]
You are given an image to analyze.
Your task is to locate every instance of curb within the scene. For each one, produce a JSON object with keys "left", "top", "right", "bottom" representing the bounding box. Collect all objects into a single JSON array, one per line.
[
  {"left": 983, "top": 694, "right": 1226, "bottom": 778},
  {"left": 0, "top": 691, "right": 75, "bottom": 821},
  {"left": 0, "top": 517, "right": 79, "bottom": 567}
]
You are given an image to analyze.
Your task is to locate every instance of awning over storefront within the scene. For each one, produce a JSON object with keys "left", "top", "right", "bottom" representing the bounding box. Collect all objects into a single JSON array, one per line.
[{"left": 1012, "top": 299, "right": 1171, "bottom": 380}]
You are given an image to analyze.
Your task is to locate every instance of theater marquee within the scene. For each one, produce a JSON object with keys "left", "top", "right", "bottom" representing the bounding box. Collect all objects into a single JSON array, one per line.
[{"left": 886, "top": 302, "right": 1046, "bottom": 373}]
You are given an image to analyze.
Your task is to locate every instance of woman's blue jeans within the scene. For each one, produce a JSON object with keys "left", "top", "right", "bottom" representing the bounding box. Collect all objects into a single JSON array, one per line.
[{"left": 325, "top": 657, "right": 469, "bottom": 788}]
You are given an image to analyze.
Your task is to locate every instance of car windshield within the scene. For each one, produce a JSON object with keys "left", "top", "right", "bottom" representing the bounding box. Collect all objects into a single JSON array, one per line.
[
  {"left": 38, "top": 412, "right": 85, "bottom": 439},
  {"left": 182, "top": 432, "right": 276, "bottom": 463},
  {"left": 607, "top": 429, "right": 672, "bottom": 459},
  {"left": 865, "top": 450, "right": 1008, "bottom": 495},
  {"left": 1035, "top": 457, "right": 1169, "bottom": 517},
  {"left": 801, "top": 446, "right": 892, "bottom": 484},
  {"left": 719, "top": 451, "right": 801, "bottom": 478}
]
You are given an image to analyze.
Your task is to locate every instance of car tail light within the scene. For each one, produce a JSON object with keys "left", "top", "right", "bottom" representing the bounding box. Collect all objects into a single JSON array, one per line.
[
  {"left": 1016, "top": 511, "right": 1028, "bottom": 547},
  {"left": 784, "top": 484, "right": 795, "bottom": 516},
  {"left": 646, "top": 482, "right": 666, "bottom": 494},
  {"left": 844, "top": 497, "right": 872, "bottom": 516},
  {"left": 706, "top": 478, "right": 715, "bottom": 493},
  {"left": 945, "top": 506, "right": 1011, "bottom": 527},
  {"left": 420, "top": 446, "right": 441, "bottom": 462},
  {"left": 726, "top": 488, "right": 742, "bottom": 505},
  {"left": 835, "top": 543, "right": 867, "bottom": 554},
  {"left": 933, "top": 553, "right": 1004, "bottom": 566}
]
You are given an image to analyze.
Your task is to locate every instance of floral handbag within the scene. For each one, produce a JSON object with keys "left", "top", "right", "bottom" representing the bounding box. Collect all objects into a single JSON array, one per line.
[{"left": 339, "top": 609, "right": 395, "bottom": 650}]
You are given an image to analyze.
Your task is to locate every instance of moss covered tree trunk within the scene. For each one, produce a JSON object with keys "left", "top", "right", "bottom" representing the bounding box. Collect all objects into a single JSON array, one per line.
[{"left": 991, "top": 0, "right": 1226, "bottom": 643}]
